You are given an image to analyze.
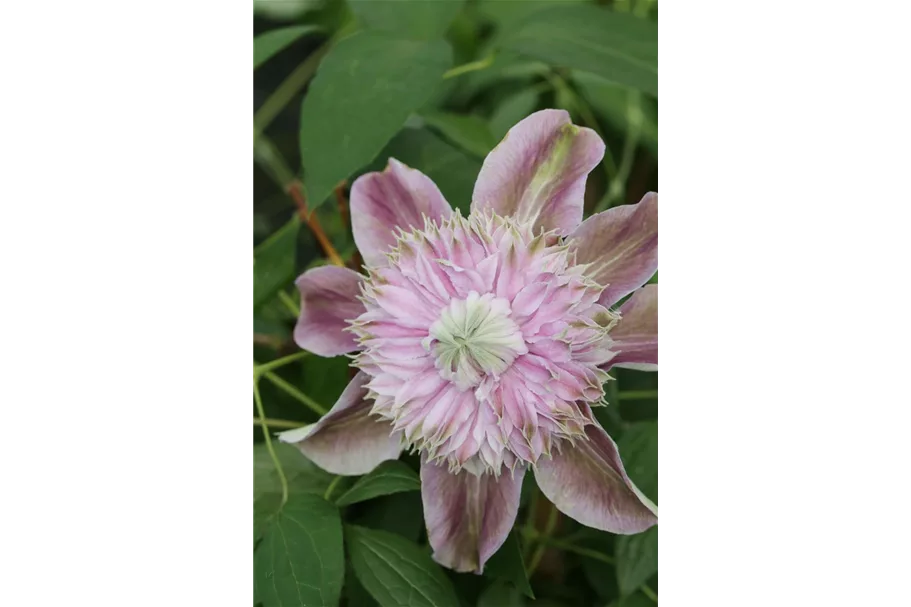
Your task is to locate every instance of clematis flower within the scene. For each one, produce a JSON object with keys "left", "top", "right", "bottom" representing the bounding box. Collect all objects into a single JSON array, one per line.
[{"left": 279, "top": 109, "right": 658, "bottom": 573}]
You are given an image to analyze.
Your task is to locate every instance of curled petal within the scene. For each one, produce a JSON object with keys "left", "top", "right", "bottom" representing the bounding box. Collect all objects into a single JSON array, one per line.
[
  {"left": 608, "top": 285, "right": 657, "bottom": 371},
  {"left": 471, "top": 109, "right": 604, "bottom": 234},
  {"left": 351, "top": 158, "right": 452, "bottom": 268},
  {"left": 569, "top": 192, "right": 658, "bottom": 307},
  {"left": 534, "top": 423, "right": 657, "bottom": 534},
  {"left": 294, "top": 265, "right": 365, "bottom": 357},
  {"left": 278, "top": 372, "right": 402, "bottom": 475},
  {"left": 421, "top": 462, "right": 524, "bottom": 573}
]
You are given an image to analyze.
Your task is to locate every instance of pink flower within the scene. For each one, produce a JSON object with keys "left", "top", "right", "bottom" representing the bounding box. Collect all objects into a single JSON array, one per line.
[{"left": 279, "top": 109, "right": 658, "bottom": 573}]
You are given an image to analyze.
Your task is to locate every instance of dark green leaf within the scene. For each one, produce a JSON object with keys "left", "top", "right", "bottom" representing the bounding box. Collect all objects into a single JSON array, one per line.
[
  {"left": 484, "top": 531, "right": 534, "bottom": 599},
  {"left": 336, "top": 460, "right": 420, "bottom": 506},
  {"left": 346, "top": 525, "right": 460, "bottom": 607},
  {"left": 573, "top": 71, "right": 658, "bottom": 156},
  {"left": 420, "top": 111, "right": 497, "bottom": 158},
  {"left": 479, "top": 0, "right": 588, "bottom": 30},
  {"left": 344, "top": 564, "right": 379, "bottom": 607},
  {"left": 255, "top": 493, "right": 345, "bottom": 607},
  {"left": 617, "top": 421, "right": 658, "bottom": 504},
  {"left": 253, "top": 216, "right": 300, "bottom": 310},
  {"left": 615, "top": 526, "right": 658, "bottom": 596},
  {"left": 299, "top": 355, "right": 352, "bottom": 410},
  {"left": 478, "top": 580, "right": 525, "bottom": 607},
  {"left": 300, "top": 32, "right": 451, "bottom": 208},
  {"left": 350, "top": 0, "right": 465, "bottom": 40},
  {"left": 368, "top": 128, "right": 481, "bottom": 214},
  {"left": 254, "top": 25, "right": 322, "bottom": 69},
  {"left": 489, "top": 89, "right": 539, "bottom": 140},
  {"left": 349, "top": 491, "right": 424, "bottom": 541},
  {"left": 501, "top": 6, "right": 657, "bottom": 96},
  {"left": 618, "top": 591, "right": 655, "bottom": 607}
]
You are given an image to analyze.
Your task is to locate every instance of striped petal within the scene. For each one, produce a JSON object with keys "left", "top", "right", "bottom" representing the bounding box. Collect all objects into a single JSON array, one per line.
[
  {"left": 293, "top": 265, "right": 365, "bottom": 357},
  {"left": 607, "top": 285, "right": 657, "bottom": 371}
]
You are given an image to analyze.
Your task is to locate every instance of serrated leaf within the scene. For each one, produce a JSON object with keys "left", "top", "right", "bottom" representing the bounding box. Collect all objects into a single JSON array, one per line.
[
  {"left": 335, "top": 460, "right": 420, "bottom": 506},
  {"left": 255, "top": 493, "right": 345, "bottom": 607},
  {"left": 254, "top": 216, "right": 300, "bottom": 310},
  {"left": 615, "top": 526, "right": 658, "bottom": 596},
  {"left": 254, "top": 25, "right": 322, "bottom": 69},
  {"left": 484, "top": 531, "right": 534, "bottom": 599},
  {"left": 346, "top": 525, "right": 459, "bottom": 607},
  {"left": 501, "top": 6, "right": 657, "bottom": 96},
  {"left": 420, "top": 111, "right": 497, "bottom": 158},
  {"left": 350, "top": 0, "right": 465, "bottom": 40},
  {"left": 300, "top": 32, "right": 451, "bottom": 209},
  {"left": 617, "top": 421, "right": 657, "bottom": 504}
]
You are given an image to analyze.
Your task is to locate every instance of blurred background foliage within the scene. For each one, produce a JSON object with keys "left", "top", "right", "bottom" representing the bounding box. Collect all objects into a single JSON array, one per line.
[{"left": 254, "top": 1, "right": 657, "bottom": 605}]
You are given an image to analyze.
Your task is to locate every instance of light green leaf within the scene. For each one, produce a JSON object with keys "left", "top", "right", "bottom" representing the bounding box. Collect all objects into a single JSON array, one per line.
[
  {"left": 350, "top": 0, "right": 465, "bottom": 40},
  {"left": 478, "top": 580, "right": 526, "bottom": 607},
  {"left": 367, "top": 128, "right": 481, "bottom": 214},
  {"left": 254, "top": 25, "right": 322, "bottom": 69},
  {"left": 300, "top": 32, "right": 451, "bottom": 209},
  {"left": 615, "top": 526, "right": 658, "bottom": 596},
  {"left": 483, "top": 531, "right": 534, "bottom": 599},
  {"left": 253, "top": 216, "right": 300, "bottom": 310},
  {"left": 254, "top": 0, "right": 321, "bottom": 21},
  {"left": 254, "top": 493, "right": 344, "bottom": 607},
  {"left": 501, "top": 6, "right": 657, "bottom": 96},
  {"left": 573, "top": 71, "right": 657, "bottom": 156},
  {"left": 346, "top": 525, "right": 459, "bottom": 607},
  {"left": 489, "top": 88, "right": 540, "bottom": 140},
  {"left": 420, "top": 111, "right": 497, "bottom": 158},
  {"left": 335, "top": 460, "right": 420, "bottom": 506},
  {"left": 617, "top": 421, "right": 658, "bottom": 504}
]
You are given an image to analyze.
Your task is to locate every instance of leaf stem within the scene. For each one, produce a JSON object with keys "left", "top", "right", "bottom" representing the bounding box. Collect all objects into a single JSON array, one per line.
[
  {"left": 323, "top": 475, "right": 343, "bottom": 502},
  {"left": 527, "top": 501, "right": 559, "bottom": 575},
  {"left": 596, "top": 91, "right": 643, "bottom": 212},
  {"left": 254, "top": 351, "right": 310, "bottom": 376},
  {"left": 277, "top": 290, "right": 300, "bottom": 318},
  {"left": 261, "top": 370, "right": 328, "bottom": 416},
  {"left": 618, "top": 389, "right": 659, "bottom": 400},
  {"left": 253, "top": 417, "right": 305, "bottom": 430},
  {"left": 286, "top": 180, "right": 346, "bottom": 267},
  {"left": 443, "top": 53, "right": 495, "bottom": 79},
  {"left": 254, "top": 380, "right": 289, "bottom": 507},
  {"left": 641, "top": 585, "right": 658, "bottom": 603},
  {"left": 521, "top": 528, "right": 616, "bottom": 565}
]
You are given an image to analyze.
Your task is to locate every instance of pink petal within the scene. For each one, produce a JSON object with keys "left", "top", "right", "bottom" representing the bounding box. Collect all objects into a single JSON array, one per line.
[
  {"left": 569, "top": 192, "right": 658, "bottom": 307},
  {"left": 421, "top": 462, "right": 525, "bottom": 573},
  {"left": 534, "top": 423, "right": 657, "bottom": 534},
  {"left": 471, "top": 109, "right": 604, "bottom": 234},
  {"left": 350, "top": 158, "right": 452, "bottom": 268},
  {"left": 293, "top": 265, "right": 365, "bottom": 357},
  {"left": 277, "top": 372, "right": 402, "bottom": 475},
  {"left": 607, "top": 285, "right": 657, "bottom": 371}
]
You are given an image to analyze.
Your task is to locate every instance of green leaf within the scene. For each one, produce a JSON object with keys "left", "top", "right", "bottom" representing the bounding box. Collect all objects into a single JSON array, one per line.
[
  {"left": 573, "top": 71, "right": 658, "bottom": 156},
  {"left": 350, "top": 0, "right": 465, "bottom": 40},
  {"left": 335, "top": 460, "right": 420, "bottom": 506},
  {"left": 501, "top": 6, "right": 657, "bottom": 96},
  {"left": 349, "top": 491, "right": 424, "bottom": 541},
  {"left": 615, "top": 526, "right": 658, "bottom": 596},
  {"left": 617, "top": 421, "right": 658, "bottom": 504},
  {"left": 254, "top": 0, "right": 320, "bottom": 21},
  {"left": 478, "top": 580, "right": 526, "bottom": 607},
  {"left": 420, "top": 111, "right": 497, "bottom": 158},
  {"left": 254, "top": 442, "right": 335, "bottom": 501},
  {"left": 367, "top": 128, "right": 481, "bottom": 214},
  {"left": 254, "top": 493, "right": 345, "bottom": 607},
  {"left": 484, "top": 531, "right": 534, "bottom": 599},
  {"left": 253, "top": 216, "right": 300, "bottom": 310},
  {"left": 346, "top": 525, "right": 460, "bottom": 607},
  {"left": 254, "top": 25, "right": 322, "bottom": 69},
  {"left": 489, "top": 88, "right": 540, "bottom": 140},
  {"left": 300, "top": 32, "right": 451, "bottom": 209}
]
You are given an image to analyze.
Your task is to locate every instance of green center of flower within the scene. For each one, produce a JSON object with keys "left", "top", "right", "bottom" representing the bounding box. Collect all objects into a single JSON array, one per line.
[{"left": 425, "top": 292, "right": 528, "bottom": 391}]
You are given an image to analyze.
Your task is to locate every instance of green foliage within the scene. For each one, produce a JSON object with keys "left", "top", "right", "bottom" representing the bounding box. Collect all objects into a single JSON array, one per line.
[{"left": 254, "top": 1, "right": 658, "bottom": 603}]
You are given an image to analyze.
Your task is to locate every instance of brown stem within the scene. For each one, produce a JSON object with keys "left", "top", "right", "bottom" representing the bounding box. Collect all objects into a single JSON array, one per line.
[
  {"left": 335, "top": 182, "right": 349, "bottom": 230},
  {"left": 285, "top": 181, "right": 345, "bottom": 267}
]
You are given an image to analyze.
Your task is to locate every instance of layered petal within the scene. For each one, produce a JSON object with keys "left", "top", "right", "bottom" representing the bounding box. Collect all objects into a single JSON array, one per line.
[
  {"left": 278, "top": 372, "right": 402, "bottom": 475},
  {"left": 293, "top": 265, "right": 365, "bottom": 357},
  {"left": 421, "top": 462, "right": 524, "bottom": 573},
  {"left": 607, "top": 285, "right": 657, "bottom": 371},
  {"left": 350, "top": 158, "right": 452, "bottom": 268},
  {"left": 534, "top": 423, "right": 657, "bottom": 534},
  {"left": 569, "top": 192, "right": 658, "bottom": 307},
  {"left": 471, "top": 109, "right": 604, "bottom": 234}
]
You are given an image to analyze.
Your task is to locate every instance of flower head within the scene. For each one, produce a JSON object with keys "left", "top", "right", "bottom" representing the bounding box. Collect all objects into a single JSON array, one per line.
[{"left": 279, "top": 110, "right": 658, "bottom": 573}]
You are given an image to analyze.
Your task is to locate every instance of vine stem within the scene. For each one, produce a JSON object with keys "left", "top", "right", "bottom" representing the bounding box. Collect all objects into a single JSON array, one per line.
[
  {"left": 527, "top": 501, "right": 560, "bottom": 575},
  {"left": 253, "top": 417, "right": 304, "bottom": 430},
  {"left": 323, "top": 476, "right": 343, "bottom": 502},
  {"left": 253, "top": 41, "right": 332, "bottom": 137},
  {"left": 286, "top": 181, "right": 345, "bottom": 267},
  {"left": 641, "top": 585, "right": 658, "bottom": 603},
  {"left": 261, "top": 370, "right": 327, "bottom": 416},
  {"left": 254, "top": 351, "right": 309, "bottom": 376},
  {"left": 254, "top": 380, "right": 288, "bottom": 507},
  {"left": 443, "top": 53, "right": 494, "bottom": 79}
]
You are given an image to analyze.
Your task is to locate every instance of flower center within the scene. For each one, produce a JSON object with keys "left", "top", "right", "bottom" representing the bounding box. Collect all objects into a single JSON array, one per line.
[{"left": 424, "top": 291, "right": 528, "bottom": 391}]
